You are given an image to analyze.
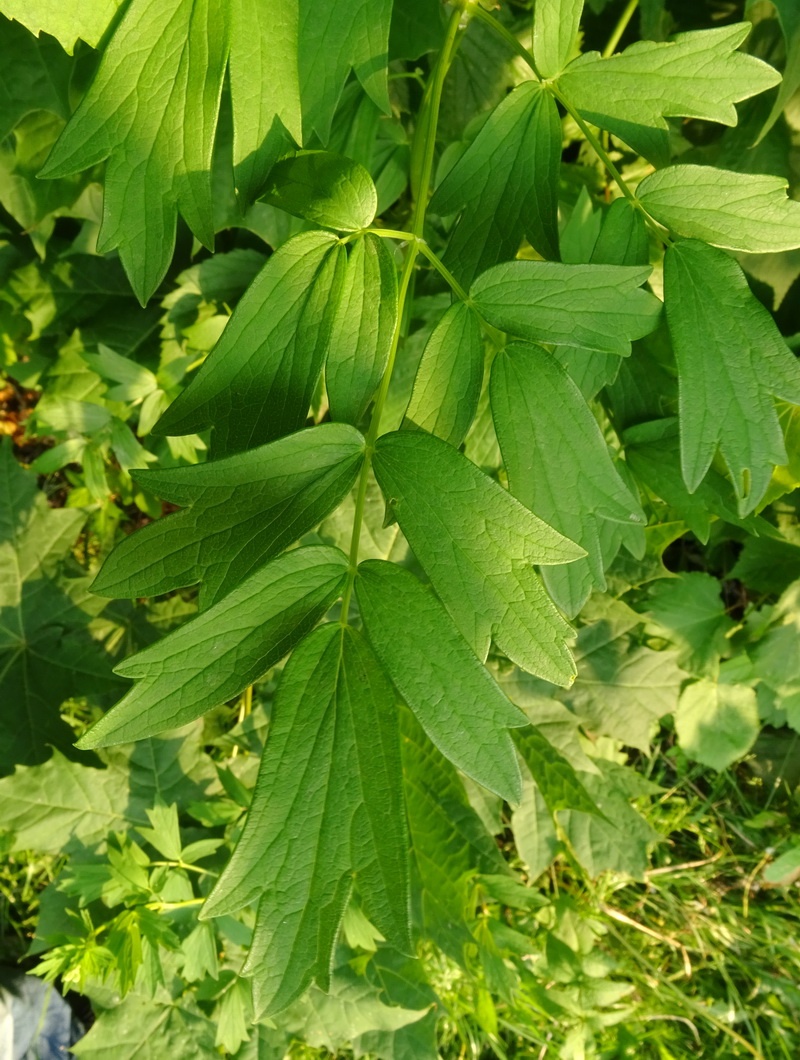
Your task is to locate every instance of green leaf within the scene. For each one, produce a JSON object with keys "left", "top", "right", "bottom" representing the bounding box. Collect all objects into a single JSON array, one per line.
[
  {"left": 154, "top": 231, "right": 345, "bottom": 453},
  {"left": 91, "top": 422, "right": 365, "bottom": 607},
  {"left": 71, "top": 993, "right": 217, "bottom": 1058},
  {"left": 646, "top": 572, "right": 734, "bottom": 679},
  {"left": 533, "top": 0, "right": 583, "bottom": 79},
  {"left": 512, "top": 776, "right": 559, "bottom": 879},
  {"left": 430, "top": 81, "right": 560, "bottom": 281},
  {"left": 562, "top": 607, "right": 685, "bottom": 750},
  {"left": 0, "top": 441, "right": 121, "bottom": 772},
  {"left": 326, "top": 233, "right": 397, "bottom": 425},
  {"left": 664, "top": 239, "right": 800, "bottom": 513},
  {"left": 471, "top": 260, "right": 661, "bottom": 355},
  {"left": 0, "top": 16, "right": 71, "bottom": 140},
  {"left": 356, "top": 560, "right": 526, "bottom": 802},
  {"left": 676, "top": 679, "right": 759, "bottom": 771},
  {"left": 403, "top": 301, "right": 483, "bottom": 447},
  {"left": 513, "top": 725, "right": 601, "bottom": 818},
  {"left": 261, "top": 151, "right": 378, "bottom": 231},
  {"left": 136, "top": 802, "right": 183, "bottom": 861},
  {"left": 638, "top": 166, "right": 800, "bottom": 254},
  {"left": 298, "top": 0, "right": 392, "bottom": 140},
  {"left": 1, "top": 0, "right": 120, "bottom": 52},
  {"left": 0, "top": 751, "right": 128, "bottom": 853},
  {"left": 624, "top": 419, "right": 771, "bottom": 543},
  {"left": 372, "top": 430, "right": 584, "bottom": 685},
  {"left": 557, "top": 24, "right": 782, "bottom": 165},
  {"left": 491, "top": 342, "right": 644, "bottom": 617},
  {"left": 202, "top": 623, "right": 410, "bottom": 1018},
  {"left": 354, "top": 946, "right": 439, "bottom": 1060},
  {"left": 39, "top": 0, "right": 227, "bottom": 303},
  {"left": 78, "top": 546, "right": 349, "bottom": 748}
]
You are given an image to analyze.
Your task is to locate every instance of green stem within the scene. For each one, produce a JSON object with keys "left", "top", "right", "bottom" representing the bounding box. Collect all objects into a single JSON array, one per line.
[
  {"left": 471, "top": 5, "right": 672, "bottom": 246},
  {"left": 416, "top": 241, "right": 471, "bottom": 301},
  {"left": 339, "top": 6, "right": 465, "bottom": 625},
  {"left": 603, "top": 0, "right": 639, "bottom": 58}
]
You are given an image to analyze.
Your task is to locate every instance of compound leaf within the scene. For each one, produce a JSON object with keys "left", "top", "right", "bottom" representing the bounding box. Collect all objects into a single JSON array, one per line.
[
  {"left": 202, "top": 623, "right": 410, "bottom": 1018},
  {"left": 430, "top": 81, "right": 560, "bottom": 281},
  {"left": 557, "top": 24, "right": 781, "bottom": 165},
  {"left": 92, "top": 423, "right": 364, "bottom": 607},
  {"left": 491, "top": 342, "right": 644, "bottom": 617},
  {"left": 261, "top": 151, "right": 378, "bottom": 231},
  {"left": 372, "top": 430, "right": 584, "bottom": 686},
  {"left": 299, "top": 0, "right": 392, "bottom": 140},
  {"left": 664, "top": 239, "right": 800, "bottom": 513},
  {"left": 403, "top": 301, "right": 483, "bottom": 447},
  {"left": 154, "top": 231, "right": 345, "bottom": 455},
  {"left": 638, "top": 166, "right": 800, "bottom": 254},
  {"left": 471, "top": 260, "right": 661, "bottom": 355},
  {"left": 326, "top": 233, "right": 398, "bottom": 425},
  {"left": 356, "top": 560, "right": 526, "bottom": 803},
  {"left": 78, "top": 546, "right": 350, "bottom": 748},
  {"left": 533, "top": 0, "right": 583, "bottom": 79}
]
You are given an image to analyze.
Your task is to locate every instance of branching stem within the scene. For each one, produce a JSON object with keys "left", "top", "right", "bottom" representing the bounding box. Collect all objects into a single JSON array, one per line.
[{"left": 339, "top": 6, "right": 465, "bottom": 625}]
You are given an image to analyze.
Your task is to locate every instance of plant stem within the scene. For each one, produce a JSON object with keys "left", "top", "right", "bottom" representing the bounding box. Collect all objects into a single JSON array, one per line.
[
  {"left": 603, "top": 0, "right": 639, "bottom": 58},
  {"left": 339, "top": 6, "right": 465, "bottom": 625},
  {"left": 416, "top": 241, "right": 471, "bottom": 301}
]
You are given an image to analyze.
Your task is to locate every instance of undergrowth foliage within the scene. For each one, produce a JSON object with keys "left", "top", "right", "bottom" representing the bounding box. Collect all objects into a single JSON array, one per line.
[{"left": 2, "top": 0, "right": 800, "bottom": 1056}]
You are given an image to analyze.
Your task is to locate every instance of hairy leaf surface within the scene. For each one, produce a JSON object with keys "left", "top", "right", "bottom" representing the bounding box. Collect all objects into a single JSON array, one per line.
[
  {"left": 372, "top": 430, "right": 584, "bottom": 685},
  {"left": 92, "top": 423, "right": 365, "bottom": 607}
]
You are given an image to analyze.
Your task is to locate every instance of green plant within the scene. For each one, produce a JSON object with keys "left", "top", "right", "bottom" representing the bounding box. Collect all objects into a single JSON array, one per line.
[{"left": 2, "top": 0, "right": 800, "bottom": 1057}]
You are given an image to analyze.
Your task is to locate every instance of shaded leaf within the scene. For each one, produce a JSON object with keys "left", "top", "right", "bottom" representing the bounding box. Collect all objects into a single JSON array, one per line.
[
  {"left": 261, "top": 151, "right": 377, "bottom": 231},
  {"left": 676, "top": 679, "right": 759, "bottom": 771}
]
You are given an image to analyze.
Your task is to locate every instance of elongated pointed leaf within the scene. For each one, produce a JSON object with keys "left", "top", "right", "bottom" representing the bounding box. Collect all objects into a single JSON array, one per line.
[
  {"left": 356, "top": 560, "right": 526, "bottom": 802},
  {"left": 154, "top": 231, "right": 345, "bottom": 454},
  {"left": 491, "top": 343, "right": 644, "bottom": 617},
  {"left": 92, "top": 423, "right": 365, "bottom": 607},
  {"left": 326, "top": 233, "right": 398, "bottom": 425},
  {"left": 471, "top": 260, "right": 661, "bottom": 355},
  {"left": 372, "top": 431, "right": 584, "bottom": 685},
  {"left": 638, "top": 166, "right": 800, "bottom": 254},
  {"left": 513, "top": 726, "right": 601, "bottom": 818},
  {"left": 261, "top": 151, "right": 378, "bottom": 231},
  {"left": 664, "top": 239, "right": 800, "bottom": 513},
  {"left": 40, "top": 0, "right": 229, "bottom": 303},
  {"left": 430, "top": 81, "right": 560, "bottom": 281},
  {"left": 533, "top": 0, "right": 583, "bottom": 79},
  {"left": 557, "top": 24, "right": 781, "bottom": 165},
  {"left": 403, "top": 301, "right": 483, "bottom": 447},
  {"left": 299, "top": 0, "right": 392, "bottom": 140},
  {"left": 78, "top": 546, "right": 349, "bottom": 749},
  {"left": 202, "top": 623, "right": 410, "bottom": 1018}
]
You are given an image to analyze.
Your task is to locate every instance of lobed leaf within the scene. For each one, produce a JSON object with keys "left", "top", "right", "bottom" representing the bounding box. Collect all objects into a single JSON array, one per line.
[
  {"left": 78, "top": 546, "right": 350, "bottom": 748},
  {"left": 471, "top": 260, "right": 661, "bottom": 356},
  {"left": 638, "top": 165, "right": 800, "bottom": 254},
  {"left": 430, "top": 81, "right": 561, "bottom": 281},
  {"left": 557, "top": 24, "right": 782, "bottom": 165},
  {"left": 403, "top": 301, "right": 483, "bottom": 447},
  {"left": 664, "top": 239, "right": 800, "bottom": 513},
  {"left": 372, "top": 430, "right": 584, "bottom": 685},
  {"left": 356, "top": 560, "right": 527, "bottom": 802},
  {"left": 202, "top": 623, "right": 410, "bottom": 1018},
  {"left": 491, "top": 342, "right": 644, "bottom": 617},
  {"left": 261, "top": 150, "right": 378, "bottom": 231},
  {"left": 154, "top": 231, "right": 345, "bottom": 455},
  {"left": 326, "top": 233, "right": 398, "bottom": 425},
  {"left": 92, "top": 423, "right": 365, "bottom": 607}
]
